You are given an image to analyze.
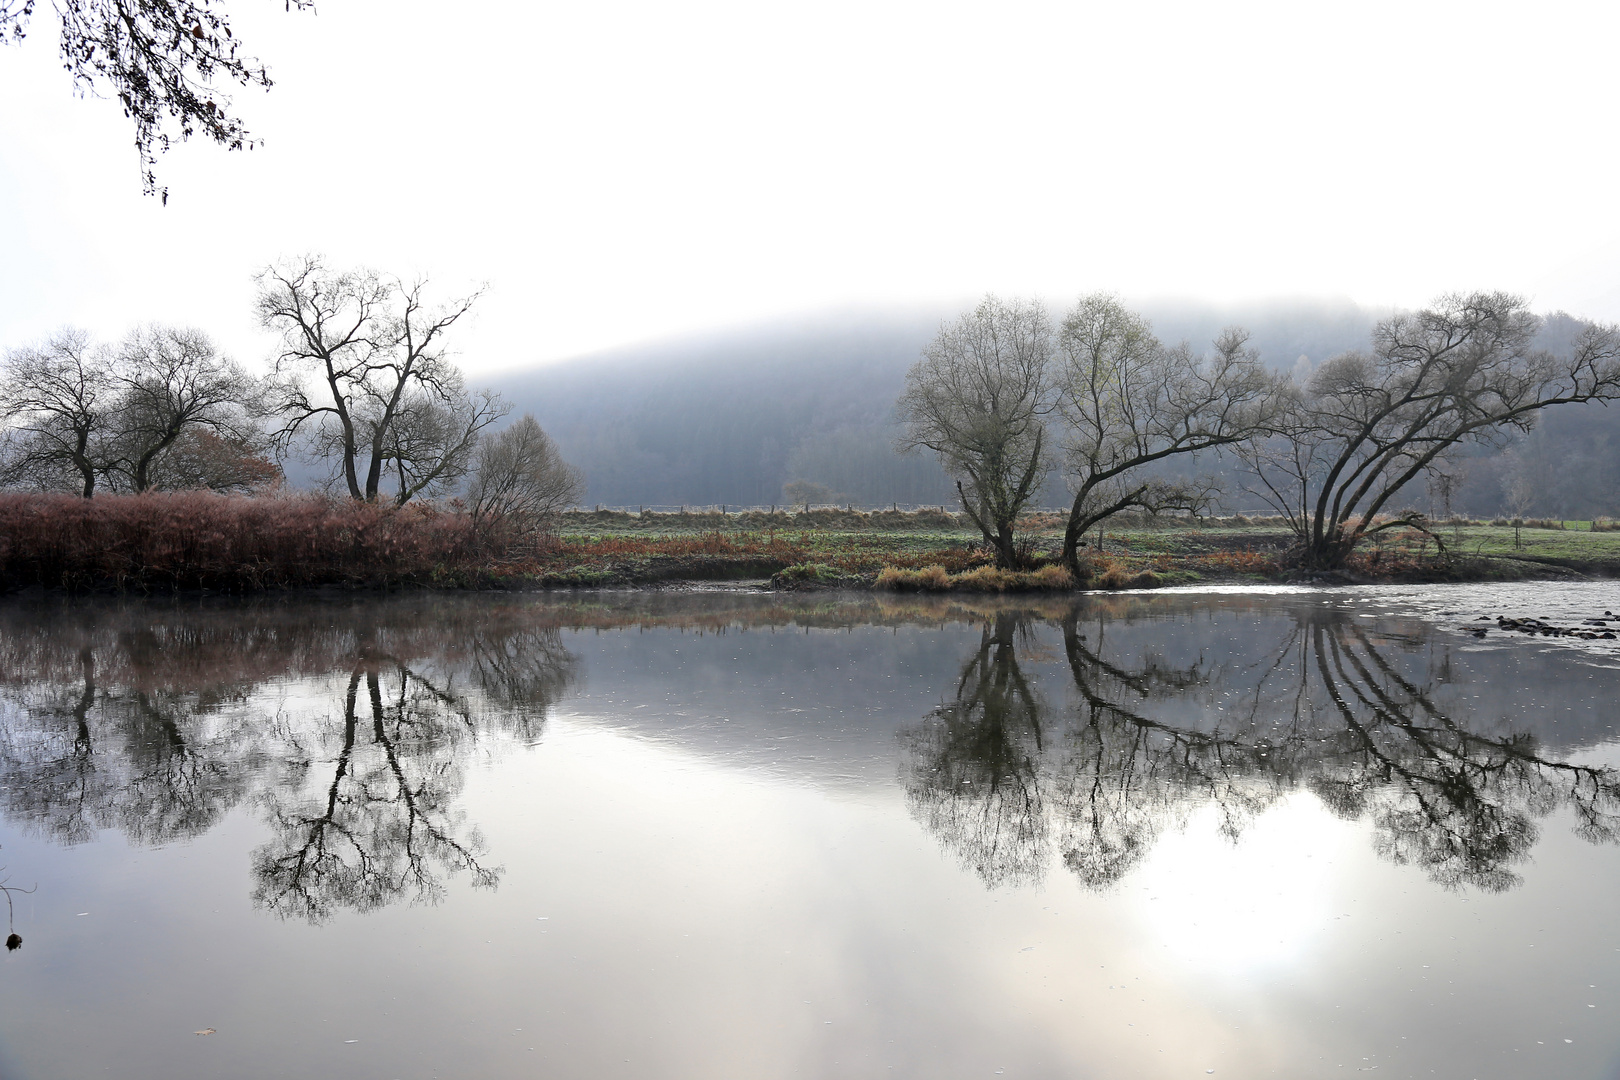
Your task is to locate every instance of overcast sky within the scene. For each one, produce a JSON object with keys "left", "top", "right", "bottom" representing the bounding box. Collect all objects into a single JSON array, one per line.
[{"left": 4, "top": 0, "right": 1619, "bottom": 373}]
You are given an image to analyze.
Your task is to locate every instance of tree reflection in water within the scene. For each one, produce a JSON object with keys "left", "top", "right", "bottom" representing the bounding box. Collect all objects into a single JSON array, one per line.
[
  {"left": 905, "top": 601, "right": 1620, "bottom": 893},
  {"left": 0, "top": 603, "right": 579, "bottom": 921},
  {"left": 902, "top": 612, "right": 1051, "bottom": 887}
]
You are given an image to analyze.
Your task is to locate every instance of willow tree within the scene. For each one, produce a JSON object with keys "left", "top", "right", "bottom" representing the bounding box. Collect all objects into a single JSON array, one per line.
[
  {"left": 1054, "top": 295, "right": 1282, "bottom": 574},
  {"left": 896, "top": 296, "right": 1053, "bottom": 568},
  {"left": 1241, "top": 292, "right": 1620, "bottom": 569}
]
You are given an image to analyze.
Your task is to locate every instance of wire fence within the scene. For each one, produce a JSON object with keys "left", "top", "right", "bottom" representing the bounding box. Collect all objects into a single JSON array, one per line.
[
  {"left": 556, "top": 504, "right": 1285, "bottom": 519},
  {"left": 560, "top": 504, "right": 1070, "bottom": 515}
]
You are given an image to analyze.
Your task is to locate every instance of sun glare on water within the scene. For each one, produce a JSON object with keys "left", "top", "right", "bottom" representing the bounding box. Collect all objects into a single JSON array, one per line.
[{"left": 1127, "top": 793, "right": 1362, "bottom": 977}]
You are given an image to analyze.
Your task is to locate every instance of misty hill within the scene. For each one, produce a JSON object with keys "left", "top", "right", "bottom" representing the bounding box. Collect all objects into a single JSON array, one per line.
[
  {"left": 489, "top": 300, "right": 1617, "bottom": 518},
  {"left": 490, "top": 308, "right": 954, "bottom": 508}
]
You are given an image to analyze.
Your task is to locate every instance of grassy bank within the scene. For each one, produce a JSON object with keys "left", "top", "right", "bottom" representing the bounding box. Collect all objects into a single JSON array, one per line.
[
  {"left": 547, "top": 509, "right": 1620, "bottom": 590},
  {"left": 3, "top": 495, "right": 1617, "bottom": 593}
]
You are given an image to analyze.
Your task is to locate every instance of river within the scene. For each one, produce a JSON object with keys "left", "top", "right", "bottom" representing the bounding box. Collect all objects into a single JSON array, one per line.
[{"left": 0, "top": 583, "right": 1616, "bottom": 1079}]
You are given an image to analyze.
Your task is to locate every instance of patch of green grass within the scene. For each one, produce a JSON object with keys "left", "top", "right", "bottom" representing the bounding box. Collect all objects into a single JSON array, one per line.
[{"left": 1439, "top": 525, "right": 1620, "bottom": 562}]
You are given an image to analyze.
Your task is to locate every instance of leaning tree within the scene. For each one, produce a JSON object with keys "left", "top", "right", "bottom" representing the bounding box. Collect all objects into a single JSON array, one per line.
[
  {"left": 1241, "top": 292, "right": 1620, "bottom": 569},
  {"left": 1053, "top": 294, "right": 1283, "bottom": 575}
]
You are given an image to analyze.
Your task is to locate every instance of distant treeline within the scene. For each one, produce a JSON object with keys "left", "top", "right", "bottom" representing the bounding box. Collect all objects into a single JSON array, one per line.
[{"left": 495, "top": 304, "right": 1619, "bottom": 520}]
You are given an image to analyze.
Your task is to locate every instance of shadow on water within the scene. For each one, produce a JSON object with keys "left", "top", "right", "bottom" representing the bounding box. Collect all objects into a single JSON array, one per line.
[{"left": 903, "top": 601, "right": 1620, "bottom": 894}]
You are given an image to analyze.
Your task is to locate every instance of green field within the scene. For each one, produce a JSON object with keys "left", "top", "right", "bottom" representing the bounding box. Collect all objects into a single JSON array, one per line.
[{"left": 542, "top": 509, "right": 1620, "bottom": 589}]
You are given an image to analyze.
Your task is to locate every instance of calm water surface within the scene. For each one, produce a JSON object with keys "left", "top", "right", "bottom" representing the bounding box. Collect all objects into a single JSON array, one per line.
[{"left": 0, "top": 584, "right": 1618, "bottom": 1080}]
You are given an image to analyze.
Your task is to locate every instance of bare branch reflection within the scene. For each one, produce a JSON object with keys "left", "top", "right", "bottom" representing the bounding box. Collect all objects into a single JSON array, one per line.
[
  {"left": 905, "top": 601, "right": 1620, "bottom": 893},
  {"left": 0, "top": 601, "right": 580, "bottom": 920},
  {"left": 902, "top": 612, "right": 1049, "bottom": 887}
]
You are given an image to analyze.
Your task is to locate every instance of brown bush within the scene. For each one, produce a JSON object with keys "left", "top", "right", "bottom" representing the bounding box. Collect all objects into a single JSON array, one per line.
[
  {"left": 0, "top": 491, "right": 497, "bottom": 591},
  {"left": 1097, "top": 564, "right": 1132, "bottom": 589}
]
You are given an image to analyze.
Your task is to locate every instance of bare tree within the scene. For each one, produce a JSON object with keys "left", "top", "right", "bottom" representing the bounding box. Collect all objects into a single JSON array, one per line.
[
  {"left": 466, "top": 415, "right": 584, "bottom": 540},
  {"left": 0, "top": 0, "right": 314, "bottom": 201},
  {"left": 1241, "top": 293, "right": 1620, "bottom": 569},
  {"left": 1053, "top": 295, "right": 1282, "bottom": 574},
  {"left": 111, "top": 325, "right": 260, "bottom": 492},
  {"left": 0, "top": 328, "right": 120, "bottom": 496},
  {"left": 782, "top": 479, "right": 836, "bottom": 510},
  {"left": 257, "top": 255, "right": 503, "bottom": 505},
  {"left": 896, "top": 296, "right": 1053, "bottom": 568},
  {"left": 380, "top": 385, "right": 505, "bottom": 506}
]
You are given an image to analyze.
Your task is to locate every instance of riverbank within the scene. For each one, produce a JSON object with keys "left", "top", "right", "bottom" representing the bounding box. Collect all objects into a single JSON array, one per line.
[
  {"left": 530, "top": 508, "right": 1620, "bottom": 591},
  {"left": 3, "top": 495, "right": 1617, "bottom": 594}
]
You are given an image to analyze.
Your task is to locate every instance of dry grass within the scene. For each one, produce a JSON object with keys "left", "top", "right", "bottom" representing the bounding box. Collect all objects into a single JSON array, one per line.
[
  {"left": 875, "top": 563, "right": 1075, "bottom": 592},
  {"left": 0, "top": 491, "right": 496, "bottom": 591},
  {"left": 875, "top": 565, "right": 953, "bottom": 591}
]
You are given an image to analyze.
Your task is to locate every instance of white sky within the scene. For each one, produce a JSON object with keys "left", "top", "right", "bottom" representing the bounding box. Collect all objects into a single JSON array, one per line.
[{"left": 4, "top": 0, "right": 1620, "bottom": 373}]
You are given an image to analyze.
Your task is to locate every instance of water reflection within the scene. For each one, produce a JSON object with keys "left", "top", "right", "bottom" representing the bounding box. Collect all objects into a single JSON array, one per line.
[
  {"left": 0, "top": 603, "right": 579, "bottom": 921},
  {"left": 0, "top": 591, "right": 1615, "bottom": 931},
  {"left": 905, "top": 601, "right": 1620, "bottom": 893}
]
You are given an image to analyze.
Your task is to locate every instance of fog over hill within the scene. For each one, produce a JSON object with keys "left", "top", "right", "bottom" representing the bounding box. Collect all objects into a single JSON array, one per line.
[{"left": 488, "top": 299, "right": 1618, "bottom": 518}]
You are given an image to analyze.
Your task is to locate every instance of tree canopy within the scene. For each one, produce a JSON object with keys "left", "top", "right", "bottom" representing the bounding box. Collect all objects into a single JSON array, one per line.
[
  {"left": 1053, "top": 294, "right": 1282, "bottom": 572},
  {"left": 257, "top": 255, "right": 506, "bottom": 505},
  {"left": 1241, "top": 292, "right": 1620, "bottom": 568},
  {"left": 1, "top": 0, "right": 312, "bottom": 201},
  {"left": 896, "top": 296, "right": 1053, "bottom": 567}
]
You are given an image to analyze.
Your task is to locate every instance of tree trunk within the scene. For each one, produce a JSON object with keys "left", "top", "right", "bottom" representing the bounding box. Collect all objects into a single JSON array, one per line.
[
  {"left": 363, "top": 447, "right": 385, "bottom": 501},
  {"left": 996, "top": 520, "right": 1017, "bottom": 570},
  {"left": 133, "top": 429, "right": 181, "bottom": 493},
  {"left": 1060, "top": 489, "right": 1089, "bottom": 574},
  {"left": 342, "top": 440, "right": 363, "bottom": 500},
  {"left": 1298, "top": 525, "right": 1358, "bottom": 570}
]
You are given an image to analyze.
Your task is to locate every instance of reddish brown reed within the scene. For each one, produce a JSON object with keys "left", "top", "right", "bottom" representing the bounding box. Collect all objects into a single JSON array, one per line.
[{"left": 0, "top": 492, "right": 491, "bottom": 590}]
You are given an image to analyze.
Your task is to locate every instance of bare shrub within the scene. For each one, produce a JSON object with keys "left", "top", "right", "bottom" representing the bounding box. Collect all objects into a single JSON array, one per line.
[
  {"left": 782, "top": 479, "right": 837, "bottom": 508},
  {"left": 467, "top": 416, "right": 584, "bottom": 549}
]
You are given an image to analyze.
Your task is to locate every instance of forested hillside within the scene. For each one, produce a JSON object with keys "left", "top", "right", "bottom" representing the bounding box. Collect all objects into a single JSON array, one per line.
[{"left": 492, "top": 300, "right": 1619, "bottom": 518}]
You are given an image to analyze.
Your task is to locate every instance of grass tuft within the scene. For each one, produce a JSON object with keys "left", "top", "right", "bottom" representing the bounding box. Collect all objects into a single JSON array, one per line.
[{"left": 874, "top": 563, "right": 1075, "bottom": 592}]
